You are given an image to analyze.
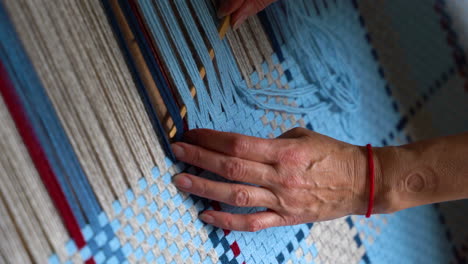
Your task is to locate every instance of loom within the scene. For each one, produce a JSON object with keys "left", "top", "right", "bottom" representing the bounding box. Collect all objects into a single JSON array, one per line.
[
  {"left": 103, "top": 0, "right": 233, "bottom": 159},
  {"left": 1, "top": 0, "right": 468, "bottom": 263}
]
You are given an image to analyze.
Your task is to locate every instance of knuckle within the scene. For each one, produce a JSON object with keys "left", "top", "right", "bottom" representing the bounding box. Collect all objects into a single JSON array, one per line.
[
  {"left": 224, "top": 215, "right": 234, "bottom": 230},
  {"left": 290, "top": 127, "right": 303, "bottom": 133},
  {"left": 284, "top": 127, "right": 304, "bottom": 138},
  {"left": 189, "top": 147, "right": 202, "bottom": 164},
  {"left": 247, "top": 219, "right": 263, "bottom": 232},
  {"left": 280, "top": 175, "right": 304, "bottom": 189},
  {"left": 225, "top": 158, "right": 246, "bottom": 181},
  {"left": 230, "top": 138, "right": 249, "bottom": 157},
  {"left": 277, "top": 147, "right": 306, "bottom": 165},
  {"left": 292, "top": 215, "right": 302, "bottom": 225},
  {"left": 231, "top": 187, "right": 250, "bottom": 207},
  {"left": 197, "top": 181, "right": 208, "bottom": 196},
  {"left": 286, "top": 215, "right": 302, "bottom": 226}
]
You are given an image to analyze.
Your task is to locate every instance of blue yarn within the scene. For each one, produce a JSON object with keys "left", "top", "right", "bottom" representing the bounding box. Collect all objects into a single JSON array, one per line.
[
  {"left": 266, "top": 0, "right": 361, "bottom": 113},
  {"left": 117, "top": 0, "right": 185, "bottom": 142},
  {"left": 190, "top": 0, "right": 243, "bottom": 111},
  {"left": 107, "top": 0, "right": 176, "bottom": 160},
  {"left": 198, "top": 0, "right": 328, "bottom": 114},
  {"left": 137, "top": 0, "right": 323, "bottom": 129},
  {"left": 242, "top": 84, "right": 320, "bottom": 96},
  {"left": 154, "top": 0, "right": 219, "bottom": 126},
  {"left": 138, "top": 0, "right": 201, "bottom": 129},
  {"left": 0, "top": 3, "right": 102, "bottom": 229},
  {"left": 234, "top": 83, "right": 327, "bottom": 114},
  {"left": 173, "top": 0, "right": 235, "bottom": 117},
  {"left": 137, "top": 0, "right": 360, "bottom": 128}
]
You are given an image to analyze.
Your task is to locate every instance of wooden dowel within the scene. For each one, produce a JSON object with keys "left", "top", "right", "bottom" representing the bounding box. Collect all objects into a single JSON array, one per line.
[
  {"left": 169, "top": 15, "right": 231, "bottom": 138},
  {"left": 110, "top": 0, "right": 174, "bottom": 133}
]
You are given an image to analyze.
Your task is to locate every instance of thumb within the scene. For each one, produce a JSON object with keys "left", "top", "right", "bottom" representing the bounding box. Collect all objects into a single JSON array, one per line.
[{"left": 218, "top": 0, "right": 277, "bottom": 29}]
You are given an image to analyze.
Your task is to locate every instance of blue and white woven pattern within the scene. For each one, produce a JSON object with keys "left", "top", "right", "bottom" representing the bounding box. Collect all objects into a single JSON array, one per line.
[{"left": 0, "top": 0, "right": 467, "bottom": 263}]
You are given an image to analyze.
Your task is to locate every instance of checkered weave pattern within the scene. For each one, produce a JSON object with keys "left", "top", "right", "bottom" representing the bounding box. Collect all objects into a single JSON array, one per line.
[{"left": 1, "top": 0, "right": 468, "bottom": 263}]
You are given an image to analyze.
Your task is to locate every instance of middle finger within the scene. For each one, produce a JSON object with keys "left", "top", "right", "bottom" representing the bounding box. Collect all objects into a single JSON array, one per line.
[
  {"left": 172, "top": 142, "right": 277, "bottom": 187},
  {"left": 173, "top": 173, "right": 279, "bottom": 209}
]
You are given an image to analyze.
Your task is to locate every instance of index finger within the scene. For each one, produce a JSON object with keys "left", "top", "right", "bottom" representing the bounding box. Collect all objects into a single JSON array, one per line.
[
  {"left": 218, "top": 0, "right": 246, "bottom": 18},
  {"left": 183, "top": 129, "right": 279, "bottom": 164},
  {"left": 219, "top": 0, "right": 277, "bottom": 28},
  {"left": 171, "top": 142, "right": 277, "bottom": 187}
]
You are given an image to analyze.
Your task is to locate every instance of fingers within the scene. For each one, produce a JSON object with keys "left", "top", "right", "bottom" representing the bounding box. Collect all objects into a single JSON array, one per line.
[
  {"left": 217, "top": 0, "right": 246, "bottom": 18},
  {"left": 172, "top": 142, "right": 277, "bottom": 186},
  {"left": 199, "top": 210, "right": 286, "bottom": 232},
  {"left": 218, "top": 0, "right": 277, "bottom": 29},
  {"left": 183, "top": 129, "right": 279, "bottom": 164},
  {"left": 277, "top": 127, "right": 309, "bottom": 139},
  {"left": 173, "top": 173, "right": 278, "bottom": 208}
]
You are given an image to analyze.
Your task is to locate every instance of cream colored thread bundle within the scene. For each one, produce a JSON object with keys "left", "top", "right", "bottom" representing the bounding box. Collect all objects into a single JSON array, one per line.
[
  {"left": 3, "top": 0, "right": 168, "bottom": 215},
  {"left": 0, "top": 97, "right": 69, "bottom": 263}
]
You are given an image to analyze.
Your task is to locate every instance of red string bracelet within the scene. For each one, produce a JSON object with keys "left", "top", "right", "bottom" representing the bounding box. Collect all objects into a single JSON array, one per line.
[{"left": 365, "top": 144, "right": 375, "bottom": 218}]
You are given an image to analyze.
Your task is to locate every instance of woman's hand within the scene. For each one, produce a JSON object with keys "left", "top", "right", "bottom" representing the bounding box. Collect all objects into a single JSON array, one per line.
[
  {"left": 218, "top": 0, "right": 277, "bottom": 29},
  {"left": 171, "top": 128, "right": 386, "bottom": 231}
]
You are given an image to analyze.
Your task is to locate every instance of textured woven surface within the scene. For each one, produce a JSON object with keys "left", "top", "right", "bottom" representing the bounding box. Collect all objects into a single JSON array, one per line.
[{"left": 0, "top": 0, "right": 468, "bottom": 263}]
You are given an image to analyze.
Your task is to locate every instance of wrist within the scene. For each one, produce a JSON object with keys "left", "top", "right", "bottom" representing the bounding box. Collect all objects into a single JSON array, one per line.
[
  {"left": 373, "top": 144, "right": 441, "bottom": 213},
  {"left": 355, "top": 133, "right": 468, "bottom": 216},
  {"left": 351, "top": 145, "right": 399, "bottom": 215},
  {"left": 372, "top": 146, "right": 403, "bottom": 214}
]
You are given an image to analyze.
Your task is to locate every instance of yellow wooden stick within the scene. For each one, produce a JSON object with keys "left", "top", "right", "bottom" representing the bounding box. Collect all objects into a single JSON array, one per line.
[
  {"left": 169, "top": 15, "right": 231, "bottom": 138},
  {"left": 110, "top": 0, "right": 175, "bottom": 134}
]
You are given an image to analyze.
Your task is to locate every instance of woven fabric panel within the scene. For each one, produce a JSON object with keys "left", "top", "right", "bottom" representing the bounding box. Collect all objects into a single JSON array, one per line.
[{"left": 0, "top": 0, "right": 467, "bottom": 263}]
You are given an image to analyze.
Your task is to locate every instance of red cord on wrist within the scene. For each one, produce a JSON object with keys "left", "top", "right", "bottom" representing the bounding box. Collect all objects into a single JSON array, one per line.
[{"left": 365, "top": 144, "right": 375, "bottom": 218}]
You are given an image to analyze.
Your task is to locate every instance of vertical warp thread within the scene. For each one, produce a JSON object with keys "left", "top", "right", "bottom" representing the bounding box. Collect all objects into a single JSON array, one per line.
[
  {"left": 139, "top": 0, "right": 339, "bottom": 131},
  {"left": 0, "top": 61, "right": 88, "bottom": 260},
  {"left": 0, "top": 1, "right": 101, "bottom": 227}
]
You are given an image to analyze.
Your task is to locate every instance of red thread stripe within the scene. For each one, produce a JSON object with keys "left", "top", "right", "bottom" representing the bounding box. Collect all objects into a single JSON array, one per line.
[
  {"left": 230, "top": 241, "right": 241, "bottom": 257},
  {"left": 0, "top": 62, "right": 93, "bottom": 263},
  {"left": 211, "top": 201, "right": 244, "bottom": 259}
]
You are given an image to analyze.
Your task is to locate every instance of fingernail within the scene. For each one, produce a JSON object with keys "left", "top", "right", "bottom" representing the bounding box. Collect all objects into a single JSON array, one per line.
[
  {"left": 200, "top": 213, "right": 214, "bottom": 224},
  {"left": 171, "top": 144, "right": 184, "bottom": 159},
  {"left": 232, "top": 15, "right": 247, "bottom": 30},
  {"left": 173, "top": 175, "right": 192, "bottom": 189}
]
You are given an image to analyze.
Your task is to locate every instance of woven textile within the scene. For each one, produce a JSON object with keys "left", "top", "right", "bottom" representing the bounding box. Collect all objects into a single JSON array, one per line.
[{"left": 0, "top": 0, "right": 468, "bottom": 263}]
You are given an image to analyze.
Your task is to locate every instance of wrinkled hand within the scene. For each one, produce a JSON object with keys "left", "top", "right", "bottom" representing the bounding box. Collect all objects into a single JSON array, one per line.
[
  {"left": 172, "top": 128, "right": 379, "bottom": 232},
  {"left": 218, "top": 0, "right": 277, "bottom": 29}
]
